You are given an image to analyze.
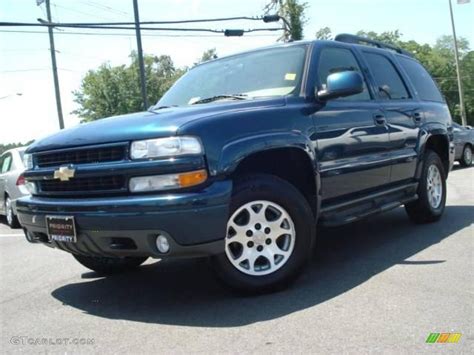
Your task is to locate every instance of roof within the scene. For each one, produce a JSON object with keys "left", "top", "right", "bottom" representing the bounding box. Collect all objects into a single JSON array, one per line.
[{"left": 193, "top": 35, "right": 413, "bottom": 70}]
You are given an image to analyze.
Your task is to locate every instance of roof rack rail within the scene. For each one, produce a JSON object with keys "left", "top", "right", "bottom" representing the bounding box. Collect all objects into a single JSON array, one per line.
[{"left": 334, "top": 33, "right": 413, "bottom": 57}]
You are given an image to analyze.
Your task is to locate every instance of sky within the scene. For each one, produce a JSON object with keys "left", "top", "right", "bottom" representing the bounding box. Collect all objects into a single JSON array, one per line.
[{"left": 1, "top": 0, "right": 473, "bottom": 144}]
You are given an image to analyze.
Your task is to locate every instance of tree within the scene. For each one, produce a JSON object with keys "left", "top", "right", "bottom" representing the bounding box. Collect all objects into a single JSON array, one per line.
[
  {"left": 356, "top": 30, "right": 403, "bottom": 45},
  {"left": 73, "top": 52, "right": 184, "bottom": 122},
  {"left": 0, "top": 141, "right": 34, "bottom": 155},
  {"left": 264, "top": 0, "right": 307, "bottom": 41},
  {"left": 315, "top": 27, "right": 332, "bottom": 40},
  {"left": 460, "top": 51, "right": 474, "bottom": 124},
  {"left": 198, "top": 48, "right": 218, "bottom": 63}
]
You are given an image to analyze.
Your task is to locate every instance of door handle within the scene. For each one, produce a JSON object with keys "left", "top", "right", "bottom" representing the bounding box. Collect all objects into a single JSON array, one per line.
[
  {"left": 351, "top": 130, "right": 366, "bottom": 137},
  {"left": 413, "top": 111, "right": 423, "bottom": 122},
  {"left": 373, "top": 114, "right": 386, "bottom": 126}
]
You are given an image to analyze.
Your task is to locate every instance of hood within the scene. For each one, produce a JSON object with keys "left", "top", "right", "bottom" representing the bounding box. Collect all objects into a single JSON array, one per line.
[{"left": 27, "top": 98, "right": 285, "bottom": 153}]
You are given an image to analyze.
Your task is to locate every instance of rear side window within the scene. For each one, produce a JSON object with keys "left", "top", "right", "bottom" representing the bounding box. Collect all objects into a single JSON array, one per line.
[
  {"left": 317, "top": 47, "right": 371, "bottom": 101},
  {"left": 1, "top": 154, "right": 12, "bottom": 173},
  {"left": 398, "top": 57, "right": 444, "bottom": 102},
  {"left": 363, "top": 52, "right": 409, "bottom": 100}
]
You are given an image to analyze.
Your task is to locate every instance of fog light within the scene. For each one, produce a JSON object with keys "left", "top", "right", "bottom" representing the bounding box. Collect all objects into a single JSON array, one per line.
[{"left": 156, "top": 234, "right": 170, "bottom": 253}]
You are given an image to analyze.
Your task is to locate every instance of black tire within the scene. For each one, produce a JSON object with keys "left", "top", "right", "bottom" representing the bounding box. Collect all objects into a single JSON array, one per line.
[
  {"left": 459, "top": 145, "right": 472, "bottom": 167},
  {"left": 5, "top": 196, "right": 20, "bottom": 228},
  {"left": 405, "top": 150, "right": 447, "bottom": 224},
  {"left": 73, "top": 254, "right": 148, "bottom": 275},
  {"left": 211, "top": 174, "right": 315, "bottom": 293}
]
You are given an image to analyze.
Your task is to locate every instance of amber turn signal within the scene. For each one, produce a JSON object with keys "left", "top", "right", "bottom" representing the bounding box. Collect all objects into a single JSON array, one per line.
[{"left": 178, "top": 169, "right": 208, "bottom": 188}]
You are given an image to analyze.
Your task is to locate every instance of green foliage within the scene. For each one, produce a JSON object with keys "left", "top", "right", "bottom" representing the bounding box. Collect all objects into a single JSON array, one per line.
[
  {"left": 461, "top": 51, "right": 474, "bottom": 123},
  {"left": 356, "top": 29, "right": 404, "bottom": 45},
  {"left": 0, "top": 141, "right": 33, "bottom": 155},
  {"left": 198, "top": 48, "right": 218, "bottom": 63},
  {"left": 316, "top": 28, "right": 474, "bottom": 125},
  {"left": 264, "top": 0, "right": 307, "bottom": 41},
  {"left": 315, "top": 27, "right": 332, "bottom": 40},
  {"left": 73, "top": 51, "right": 185, "bottom": 122}
]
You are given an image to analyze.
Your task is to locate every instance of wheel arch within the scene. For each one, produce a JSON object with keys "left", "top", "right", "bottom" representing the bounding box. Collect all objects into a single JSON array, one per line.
[
  {"left": 417, "top": 126, "right": 451, "bottom": 178},
  {"left": 219, "top": 133, "right": 320, "bottom": 217}
]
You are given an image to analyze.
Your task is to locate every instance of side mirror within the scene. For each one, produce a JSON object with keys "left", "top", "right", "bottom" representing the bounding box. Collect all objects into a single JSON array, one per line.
[{"left": 317, "top": 71, "right": 364, "bottom": 101}]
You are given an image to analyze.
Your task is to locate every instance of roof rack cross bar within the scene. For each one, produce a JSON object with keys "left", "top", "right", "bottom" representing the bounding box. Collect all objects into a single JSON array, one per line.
[{"left": 334, "top": 33, "right": 413, "bottom": 57}]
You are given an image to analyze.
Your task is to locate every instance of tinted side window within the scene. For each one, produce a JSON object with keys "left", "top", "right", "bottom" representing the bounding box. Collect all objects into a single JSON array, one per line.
[
  {"left": 318, "top": 47, "right": 371, "bottom": 101},
  {"left": 363, "top": 52, "right": 409, "bottom": 100},
  {"left": 398, "top": 57, "right": 444, "bottom": 102},
  {"left": 1, "top": 154, "right": 12, "bottom": 173}
]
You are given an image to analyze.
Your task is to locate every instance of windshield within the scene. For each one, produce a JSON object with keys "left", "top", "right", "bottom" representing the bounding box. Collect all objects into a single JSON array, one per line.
[{"left": 157, "top": 45, "right": 307, "bottom": 107}]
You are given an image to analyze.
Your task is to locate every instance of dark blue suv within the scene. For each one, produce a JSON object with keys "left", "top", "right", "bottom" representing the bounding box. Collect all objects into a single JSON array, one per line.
[{"left": 17, "top": 35, "right": 454, "bottom": 292}]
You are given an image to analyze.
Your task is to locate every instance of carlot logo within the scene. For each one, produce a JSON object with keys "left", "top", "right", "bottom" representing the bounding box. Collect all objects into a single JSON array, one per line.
[{"left": 426, "top": 333, "right": 462, "bottom": 343}]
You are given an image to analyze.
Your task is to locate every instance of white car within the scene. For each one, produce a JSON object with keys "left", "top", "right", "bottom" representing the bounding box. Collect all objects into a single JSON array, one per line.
[{"left": 0, "top": 147, "right": 29, "bottom": 228}]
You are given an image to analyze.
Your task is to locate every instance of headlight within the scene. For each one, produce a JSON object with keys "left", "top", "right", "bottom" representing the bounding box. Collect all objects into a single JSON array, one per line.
[
  {"left": 23, "top": 153, "right": 33, "bottom": 170},
  {"left": 130, "top": 136, "right": 203, "bottom": 160},
  {"left": 129, "top": 169, "right": 208, "bottom": 192}
]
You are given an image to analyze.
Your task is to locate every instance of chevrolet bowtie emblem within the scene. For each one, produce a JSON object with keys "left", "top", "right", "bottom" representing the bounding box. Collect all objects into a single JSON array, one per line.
[{"left": 54, "top": 166, "right": 75, "bottom": 181}]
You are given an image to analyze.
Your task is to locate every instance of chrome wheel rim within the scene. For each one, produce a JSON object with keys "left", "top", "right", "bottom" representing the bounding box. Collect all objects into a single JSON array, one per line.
[
  {"left": 427, "top": 165, "right": 442, "bottom": 209},
  {"left": 5, "top": 198, "right": 13, "bottom": 225},
  {"left": 464, "top": 147, "right": 472, "bottom": 165},
  {"left": 225, "top": 200, "right": 296, "bottom": 276}
]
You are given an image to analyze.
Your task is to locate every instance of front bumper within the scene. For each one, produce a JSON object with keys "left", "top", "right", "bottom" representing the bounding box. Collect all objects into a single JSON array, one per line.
[{"left": 16, "top": 181, "right": 232, "bottom": 258}]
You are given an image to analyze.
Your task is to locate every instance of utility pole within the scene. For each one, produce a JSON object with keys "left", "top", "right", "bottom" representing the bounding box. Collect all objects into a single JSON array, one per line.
[
  {"left": 132, "top": 0, "right": 148, "bottom": 109},
  {"left": 448, "top": 0, "right": 467, "bottom": 126},
  {"left": 44, "top": 0, "right": 65, "bottom": 129}
]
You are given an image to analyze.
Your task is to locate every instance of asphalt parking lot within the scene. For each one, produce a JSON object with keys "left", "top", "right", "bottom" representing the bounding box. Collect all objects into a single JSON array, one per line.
[{"left": 0, "top": 166, "right": 472, "bottom": 353}]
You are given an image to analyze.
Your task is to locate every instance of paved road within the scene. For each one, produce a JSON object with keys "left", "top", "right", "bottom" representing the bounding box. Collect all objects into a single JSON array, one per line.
[{"left": 1, "top": 166, "right": 472, "bottom": 354}]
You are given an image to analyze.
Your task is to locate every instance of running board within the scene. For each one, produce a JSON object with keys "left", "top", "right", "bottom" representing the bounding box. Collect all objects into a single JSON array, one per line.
[{"left": 320, "top": 183, "right": 418, "bottom": 227}]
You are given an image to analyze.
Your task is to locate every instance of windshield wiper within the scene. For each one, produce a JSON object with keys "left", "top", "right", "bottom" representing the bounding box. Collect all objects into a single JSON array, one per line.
[
  {"left": 148, "top": 105, "right": 178, "bottom": 112},
  {"left": 191, "top": 94, "right": 248, "bottom": 105}
]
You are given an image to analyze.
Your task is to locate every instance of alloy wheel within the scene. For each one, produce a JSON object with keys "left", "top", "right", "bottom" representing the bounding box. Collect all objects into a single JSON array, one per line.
[
  {"left": 464, "top": 146, "right": 472, "bottom": 165},
  {"left": 225, "top": 200, "right": 295, "bottom": 276},
  {"left": 426, "top": 165, "right": 443, "bottom": 209},
  {"left": 5, "top": 198, "right": 13, "bottom": 226}
]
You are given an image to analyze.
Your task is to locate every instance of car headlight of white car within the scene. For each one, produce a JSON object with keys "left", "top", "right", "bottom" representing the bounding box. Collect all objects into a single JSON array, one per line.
[{"left": 23, "top": 153, "right": 33, "bottom": 170}]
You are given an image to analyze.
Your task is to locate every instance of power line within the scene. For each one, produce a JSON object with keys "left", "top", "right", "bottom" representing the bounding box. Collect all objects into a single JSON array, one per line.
[
  {"left": 0, "top": 29, "right": 280, "bottom": 38},
  {"left": 51, "top": 2, "right": 116, "bottom": 21},
  {"left": 0, "top": 15, "right": 279, "bottom": 27},
  {"left": 1, "top": 68, "right": 78, "bottom": 73},
  {"left": 1, "top": 68, "right": 49, "bottom": 73},
  {"left": 2, "top": 12, "right": 286, "bottom": 120},
  {"left": 1, "top": 24, "right": 284, "bottom": 35},
  {"left": 1, "top": 48, "right": 48, "bottom": 52},
  {"left": 79, "top": 0, "right": 130, "bottom": 17},
  {"left": 0, "top": 21, "right": 284, "bottom": 35}
]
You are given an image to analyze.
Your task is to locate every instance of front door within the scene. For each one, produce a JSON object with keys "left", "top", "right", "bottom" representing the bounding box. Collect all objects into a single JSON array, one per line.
[{"left": 311, "top": 46, "right": 391, "bottom": 202}]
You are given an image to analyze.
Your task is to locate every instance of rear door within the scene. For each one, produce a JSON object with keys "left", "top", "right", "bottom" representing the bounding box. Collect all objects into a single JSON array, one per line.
[
  {"left": 361, "top": 50, "right": 421, "bottom": 184},
  {"left": 311, "top": 45, "right": 391, "bottom": 201}
]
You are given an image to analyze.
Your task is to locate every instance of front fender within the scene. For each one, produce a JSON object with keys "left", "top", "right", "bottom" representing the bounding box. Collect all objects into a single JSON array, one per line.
[{"left": 217, "top": 131, "right": 317, "bottom": 176}]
